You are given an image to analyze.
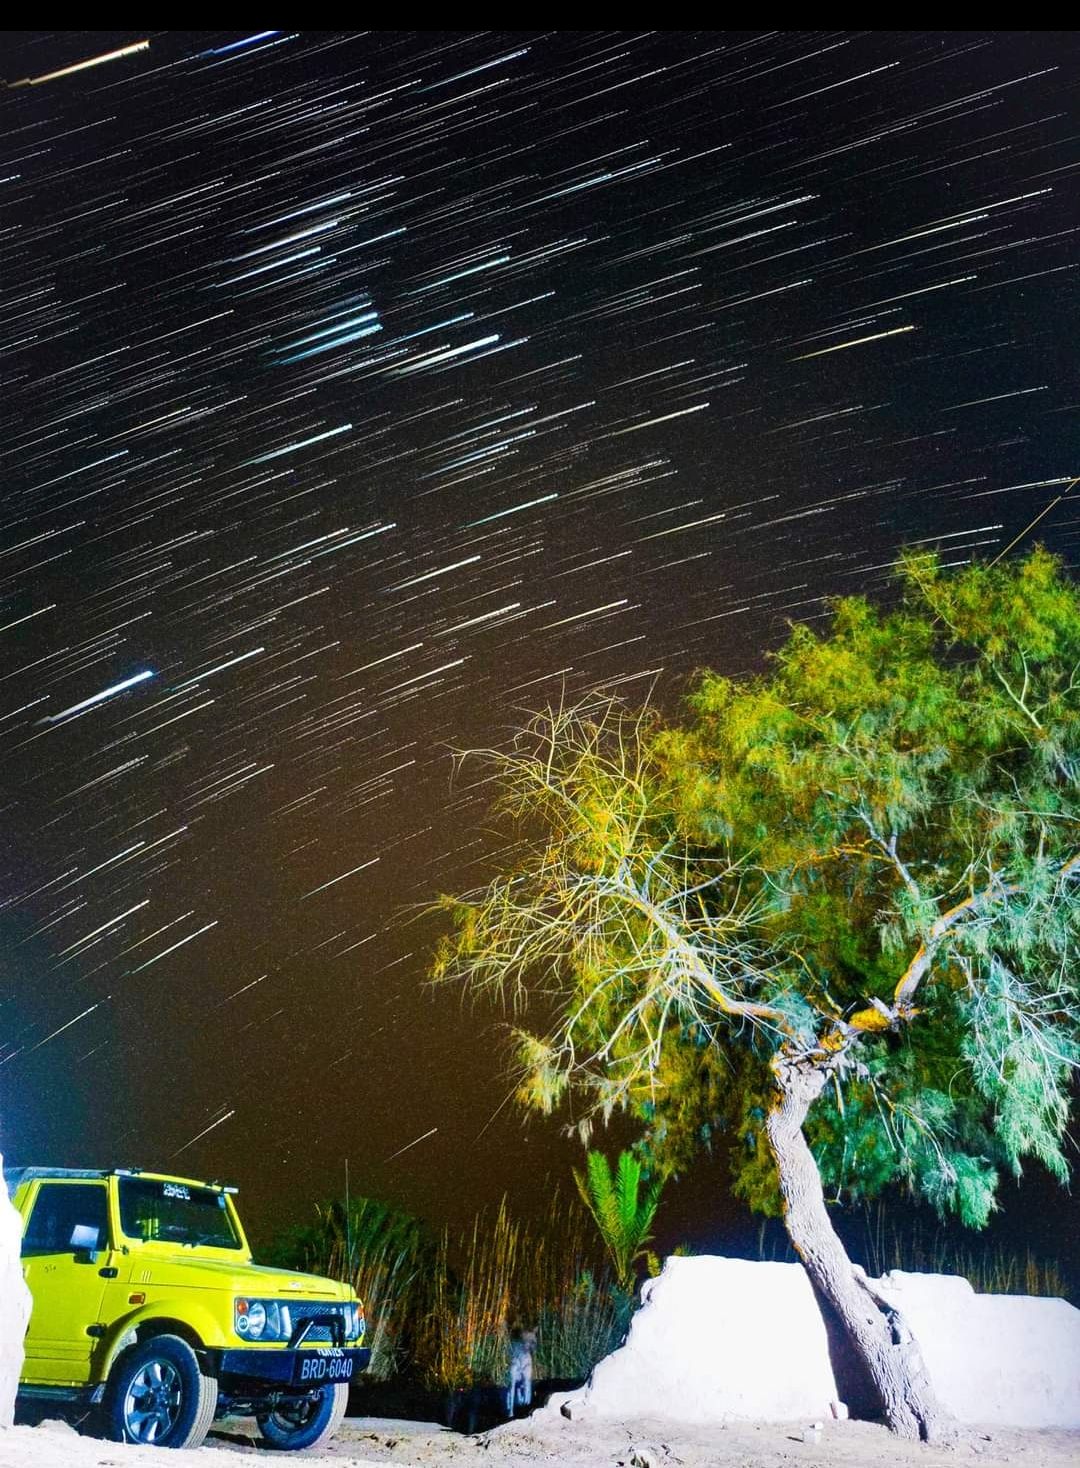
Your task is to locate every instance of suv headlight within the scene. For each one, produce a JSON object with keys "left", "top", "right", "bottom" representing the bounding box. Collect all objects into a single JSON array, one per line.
[{"left": 234, "top": 1298, "right": 291, "bottom": 1342}]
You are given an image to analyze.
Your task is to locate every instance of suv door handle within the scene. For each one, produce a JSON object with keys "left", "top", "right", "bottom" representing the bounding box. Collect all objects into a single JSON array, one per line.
[{"left": 99, "top": 1266, "right": 119, "bottom": 1278}]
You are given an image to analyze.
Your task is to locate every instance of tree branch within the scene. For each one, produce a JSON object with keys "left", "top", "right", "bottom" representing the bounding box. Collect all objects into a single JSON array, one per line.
[
  {"left": 898, "top": 849, "right": 1080, "bottom": 1005},
  {"left": 854, "top": 812, "right": 920, "bottom": 898},
  {"left": 589, "top": 868, "right": 786, "bottom": 1026},
  {"left": 814, "top": 851, "right": 1080, "bottom": 1058}
]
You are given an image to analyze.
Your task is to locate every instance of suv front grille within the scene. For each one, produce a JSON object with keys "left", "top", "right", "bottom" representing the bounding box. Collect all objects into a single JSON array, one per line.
[{"left": 287, "top": 1300, "right": 354, "bottom": 1343}]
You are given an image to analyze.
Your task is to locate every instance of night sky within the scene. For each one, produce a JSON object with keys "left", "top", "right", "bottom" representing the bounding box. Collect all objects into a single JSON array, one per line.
[{"left": 2, "top": 31, "right": 1078, "bottom": 1261}]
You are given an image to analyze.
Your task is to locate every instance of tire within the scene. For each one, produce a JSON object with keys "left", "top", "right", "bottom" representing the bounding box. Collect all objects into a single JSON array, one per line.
[
  {"left": 256, "top": 1382, "right": 348, "bottom": 1451},
  {"left": 103, "top": 1333, "right": 218, "bottom": 1449}
]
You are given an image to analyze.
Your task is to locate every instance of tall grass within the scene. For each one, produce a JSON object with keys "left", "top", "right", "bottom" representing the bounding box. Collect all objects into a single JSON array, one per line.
[
  {"left": 755, "top": 1204, "right": 1070, "bottom": 1301},
  {"left": 265, "top": 1197, "right": 437, "bottom": 1380},
  {"left": 419, "top": 1194, "right": 630, "bottom": 1390},
  {"left": 420, "top": 1198, "right": 521, "bottom": 1390},
  {"left": 857, "top": 1203, "right": 1070, "bottom": 1298},
  {"left": 534, "top": 1269, "right": 633, "bottom": 1383},
  {"left": 271, "top": 1191, "right": 630, "bottom": 1392}
]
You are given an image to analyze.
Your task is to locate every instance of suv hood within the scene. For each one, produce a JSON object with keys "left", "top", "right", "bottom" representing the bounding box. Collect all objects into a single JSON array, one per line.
[{"left": 128, "top": 1255, "right": 351, "bottom": 1299}]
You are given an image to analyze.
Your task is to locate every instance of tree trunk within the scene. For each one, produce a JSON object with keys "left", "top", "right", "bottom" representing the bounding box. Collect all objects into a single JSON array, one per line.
[{"left": 764, "top": 1061, "right": 948, "bottom": 1442}]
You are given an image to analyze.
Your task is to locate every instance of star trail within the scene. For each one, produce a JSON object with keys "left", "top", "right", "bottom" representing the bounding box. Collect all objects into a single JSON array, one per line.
[{"left": 1, "top": 30, "right": 1078, "bottom": 1246}]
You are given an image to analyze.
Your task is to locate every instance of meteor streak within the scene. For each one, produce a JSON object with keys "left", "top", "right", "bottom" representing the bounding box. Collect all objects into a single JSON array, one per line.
[
  {"left": 8, "top": 40, "right": 149, "bottom": 88},
  {"left": 793, "top": 325, "right": 917, "bottom": 360},
  {"left": 172, "top": 1109, "right": 236, "bottom": 1158},
  {"left": 44, "top": 671, "right": 155, "bottom": 723},
  {"left": 383, "top": 1127, "right": 438, "bottom": 1163}
]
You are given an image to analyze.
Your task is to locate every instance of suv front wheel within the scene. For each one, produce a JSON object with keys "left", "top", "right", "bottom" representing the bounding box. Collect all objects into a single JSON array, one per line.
[
  {"left": 104, "top": 1333, "right": 218, "bottom": 1449},
  {"left": 257, "top": 1381, "right": 348, "bottom": 1451}
]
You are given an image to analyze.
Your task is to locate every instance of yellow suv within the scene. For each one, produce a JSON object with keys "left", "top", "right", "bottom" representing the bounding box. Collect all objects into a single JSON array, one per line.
[{"left": 6, "top": 1165, "right": 369, "bottom": 1450}]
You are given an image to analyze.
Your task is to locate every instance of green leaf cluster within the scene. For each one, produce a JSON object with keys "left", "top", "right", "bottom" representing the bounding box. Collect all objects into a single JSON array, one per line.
[{"left": 573, "top": 1149, "right": 665, "bottom": 1291}]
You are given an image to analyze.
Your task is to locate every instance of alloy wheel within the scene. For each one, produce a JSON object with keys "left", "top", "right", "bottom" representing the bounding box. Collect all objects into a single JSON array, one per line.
[{"left": 123, "top": 1358, "right": 183, "bottom": 1444}]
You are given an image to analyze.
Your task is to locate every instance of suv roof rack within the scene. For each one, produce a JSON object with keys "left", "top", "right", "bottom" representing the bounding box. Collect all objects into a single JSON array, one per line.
[
  {"left": 3, "top": 1165, "right": 236, "bottom": 1193},
  {"left": 4, "top": 1166, "right": 110, "bottom": 1187}
]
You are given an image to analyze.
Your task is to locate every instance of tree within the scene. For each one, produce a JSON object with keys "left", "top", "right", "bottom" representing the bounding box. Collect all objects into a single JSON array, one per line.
[
  {"left": 432, "top": 549, "right": 1080, "bottom": 1441},
  {"left": 573, "top": 1149, "right": 663, "bottom": 1293}
]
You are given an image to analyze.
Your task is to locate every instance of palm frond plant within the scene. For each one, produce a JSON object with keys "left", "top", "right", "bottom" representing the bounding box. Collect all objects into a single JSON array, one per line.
[{"left": 573, "top": 1149, "right": 664, "bottom": 1293}]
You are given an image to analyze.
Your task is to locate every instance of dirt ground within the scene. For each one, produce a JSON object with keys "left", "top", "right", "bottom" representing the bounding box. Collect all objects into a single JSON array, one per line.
[{"left": 2, "top": 1413, "right": 1079, "bottom": 1468}]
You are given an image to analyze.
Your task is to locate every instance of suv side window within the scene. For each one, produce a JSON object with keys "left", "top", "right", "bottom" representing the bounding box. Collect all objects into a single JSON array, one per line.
[{"left": 22, "top": 1182, "right": 109, "bottom": 1257}]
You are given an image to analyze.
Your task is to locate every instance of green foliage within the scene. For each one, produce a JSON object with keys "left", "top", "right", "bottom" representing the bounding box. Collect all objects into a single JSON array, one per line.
[
  {"left": 573, "top": 1149, "right": 665, "bottom": 1291},
  {"left": 420, "top": 1197, "right": 521, "bottom": 1391},
  {"left": 433, "top": 550, "right": 1080, "bottom": 1232},
  {"left": 662, "top": 546, "right": 1080, "bottom": 1224}
]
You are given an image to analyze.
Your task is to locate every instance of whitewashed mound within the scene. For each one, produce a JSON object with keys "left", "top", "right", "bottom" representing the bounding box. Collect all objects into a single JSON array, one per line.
[
  {"left": 556, "top": 1256, "right": 840, "bottom": 1423},
  {"left": 552, "top": 1254, "right": 1080, "bottom": 1430},
  {"left": 874, "top": 1270, "right": 1080, "bottom": 1428},
  {"left": 0, "top": 1157, "right": 31, "bottom": 1429}
]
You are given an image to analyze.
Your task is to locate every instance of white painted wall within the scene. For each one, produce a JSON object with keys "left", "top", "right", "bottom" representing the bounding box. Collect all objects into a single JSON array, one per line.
[
  {"left": 561, "top": 1256, "right": 840, "bottom": 1423},
  {"left": 874, "top": 1269, "right": 1080, "bottom": 1428},
  {"left": 0, "top": 1159, "right": 30, "bottom": 1429},
  {"left": 554, "top": 1255, "right": 1080, "bottom": 1430}
]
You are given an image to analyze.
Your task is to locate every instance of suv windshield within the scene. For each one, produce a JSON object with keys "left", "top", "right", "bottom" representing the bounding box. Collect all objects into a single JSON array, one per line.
[{"left": 118, "top": 1177, "right": 241, "bottom": 1249}]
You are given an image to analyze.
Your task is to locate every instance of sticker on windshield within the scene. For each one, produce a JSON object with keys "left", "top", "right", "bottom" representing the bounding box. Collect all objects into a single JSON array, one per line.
[{"left": 163, "top": 1183, "right": 191, "bottom": 1200}]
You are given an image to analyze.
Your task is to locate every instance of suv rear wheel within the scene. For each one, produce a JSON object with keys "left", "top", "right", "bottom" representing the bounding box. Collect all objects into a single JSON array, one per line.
[
  {"left": 103, "top": 1333, "right": 218, "bottom": 1448},
  {"left": 256, "top": 1381, "right": 348, "bottom": 1451}
]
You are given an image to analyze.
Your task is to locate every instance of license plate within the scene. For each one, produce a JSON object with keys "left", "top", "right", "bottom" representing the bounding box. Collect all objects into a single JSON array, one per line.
[{"left": 293, "top": 1349, "right": 357, "bottom": 1386}]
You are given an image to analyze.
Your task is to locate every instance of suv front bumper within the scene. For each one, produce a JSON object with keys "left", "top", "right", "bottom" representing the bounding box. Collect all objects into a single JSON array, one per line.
[{"left": 211, "top": 1346, "right": 370, "bottom": 1389}]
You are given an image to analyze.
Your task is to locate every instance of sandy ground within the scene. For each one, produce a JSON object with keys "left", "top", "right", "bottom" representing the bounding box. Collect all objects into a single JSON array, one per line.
[{"left": 1, "top": 1413, "right": 1079, "bottom": 1468}]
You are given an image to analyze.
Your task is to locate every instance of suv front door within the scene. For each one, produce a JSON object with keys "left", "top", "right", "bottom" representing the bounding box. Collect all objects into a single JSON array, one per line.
[{"left": 21, "top": 1179, "right": 114, "bottom": 1385}]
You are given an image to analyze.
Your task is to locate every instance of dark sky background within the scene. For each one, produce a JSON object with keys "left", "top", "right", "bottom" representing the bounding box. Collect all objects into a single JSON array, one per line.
[{"left": 1, "top": 30, "right": 1078, "bottom": 1270}]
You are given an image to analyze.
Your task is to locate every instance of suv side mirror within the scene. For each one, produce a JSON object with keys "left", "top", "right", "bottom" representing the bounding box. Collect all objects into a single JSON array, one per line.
[{"left": 70, "top": 1223, "right": 101, "bottom": 1264}]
